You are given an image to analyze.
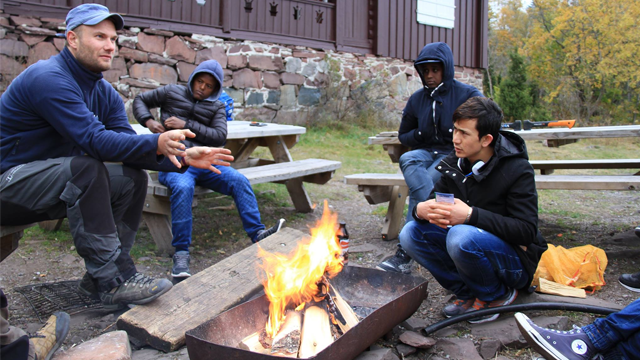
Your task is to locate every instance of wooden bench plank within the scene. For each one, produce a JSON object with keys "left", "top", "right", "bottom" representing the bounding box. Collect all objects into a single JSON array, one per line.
[
  {"left": 535, "top": 175, "right": 640, "bottom": 190},
  {"left": 530, "top": 159, "right": 640, "bottom": 175},
  {"left": 116, "top": 227, "right": 306, "bottom": 352}
]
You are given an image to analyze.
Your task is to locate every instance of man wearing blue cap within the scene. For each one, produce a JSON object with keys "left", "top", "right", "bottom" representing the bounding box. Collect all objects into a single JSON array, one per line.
[
  {"left": 133, "top": 61, "right": 285, "bottom": 279},
  {"left": 0, "top": 2, "right": 234, "bottom": 319}
]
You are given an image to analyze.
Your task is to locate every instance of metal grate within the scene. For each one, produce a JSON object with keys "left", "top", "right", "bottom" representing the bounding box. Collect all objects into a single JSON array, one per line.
[{"left": 14, "top": 280, "right": 102, "bottom": 322}]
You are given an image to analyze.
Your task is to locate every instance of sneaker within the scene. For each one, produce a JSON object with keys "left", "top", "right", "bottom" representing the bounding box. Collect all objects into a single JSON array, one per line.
[
  {"left": 100, "top": 273, "right": 172, "bottom": 309},
  {"left": 618, "top": 271, "right": 640, "bottom": 292},
  {"left": 254, "top": 218, "right": 285, "bottom": 243},
  {"left": 635, "top": 225, "right": 640, "bottom": 238},
  {"left": 515, "top": 312, "right": 597, "bottom": 360},
  {"left": 465, "top": 288, "right": 518, "bottom": 324},
  {"left": 442, "top": 298, "right": 475, "bottom": 318},
  {"left": 376, "top": 244, "right": 413, "bottom": 274},
  {"left": 171, "top": 251, "right": 191, "bottom": 278},
  {"left": 77, "top": 272, "right": 100, "bottom": 300},
  {"left": 30, "top": 311, "right": 70, "bottom": 360}
]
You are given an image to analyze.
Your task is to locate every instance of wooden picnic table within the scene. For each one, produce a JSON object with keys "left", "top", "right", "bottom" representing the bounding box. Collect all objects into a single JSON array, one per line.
[
  {"left": 349, "top": 125, "right": 640, "bottom": 240},
  {"left": 133, "top": 121, "right": 340, "bottom": 254}
]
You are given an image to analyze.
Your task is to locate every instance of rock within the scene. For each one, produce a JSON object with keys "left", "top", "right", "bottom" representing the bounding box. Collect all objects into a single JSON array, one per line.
[
  {"left": 235, "top": 107, "right": 276, "bottom": 122},
  {"left": 148, "top": 53, "right": 178, "bottom": 66},
  {"left": 103, "top": 57, "right": 128, "bottom": 83},
  {"left": 129, "top": 63, "right": 178, "bottom": 85},
  {"left": 143, "top": 28, "right": 174, "bottom": 37},
  {"left": 344, "top": 67, "right": 357, "bottom": 81},
  {"left": 195, "top": 46, "right": 227, "bottom": 67},
  {"left": 136, "top": 32, "right": 165, "bottom": 55},
  {"left": 224, "top": 87, "right": 244, "bottom": 106},
  {"left": 223, "top": 69, "right": 233, "bottom": 87},
  {"left": 396, "top": 344, "right": 416, "bottom": 357},
  {"left": 266, "top": 90, "right": 280, "bottom": 104},
  {"left": 119, "top": 77, "right": 160, "bottom": 89},
  {"left": 27, "top": 42, "right": 58, "bottom": 66},
  {"left": 279, "top": 85, "right": 297, "bottom": 108},
  {"left": 165, "top": 36, "right": 196, "bottom": 63},
  {"left": 401, "top": 316, "right": 428, "bottom": 331},
  {"left": 292, "top": 50, "right": 325, "bottom": 58},
  {"left": 52, "top": 330, "right": 131, "bottom": 360},
  {"left": 436, "top": 338, "right": 483, "bottom": 360},
  {"left": 280, "top": 72, "right": 305, "bottom": 85},
  {"left": 273, "top": 110, "right": 307, "bottom": 125},
  {"left": 248, "top": 55, "right": 284, "bottom": 72},
  {"left": 479, "top": 339, "right": 501, "bottom": 359},
  {"left": 227, "top": 54, "right": 247, "bottom": 70},
  {"left": 398, "top": 331, "right": 436, "bottom": 348},
  {"left": 53, "top": 37, "right": 65, "bottom": 51},
  {"left": 301, "top": 62, "right": 317, "bottom": 77},
  {"left": 0, "top": 38, "right": 28, "bottom": 57},
  {"left": 285, "top": 57, "right": 302, "bottom": 73},
  {"left": 176, "top": 61, "right": 197, "bottom": 82},
  {"left": 262, "top": 71, "right": 280, "bottom": 89},
  {"left": 297, "top": 87, "right": 321, "bottom": 106},
  {"left": 40, "top": 18, "right": 65, "bottom": 31},
  {"left": 353, "top": 348, "right": 399, "bottom": 360},
  {"left": 389, "top": 73, "right": 407, "bottom": 98},
  {"left": 10, "top": 16, "right": 42, "bottom": 28},
  {"left": 246, "top": 92, "right": 264, "bottom": 106},
  {"left": 118, "top": 47, "right": 149, "bottom": 63},
  {"left": 16, "top": 25, "right": 56, "bottom": 36},
  {"left": 305, "top": 72, "right": 330, "bottom": 87},
  {"left": 232, "top": 68, "right": 261, "bottom": 89},
  {"left": 19, "top": 34, "right": 46, "bottom": 46},
  {"left": 229, "top": 44, "right": 252, "bottom": 53},
  {"left": 473, "top": 315, "right": 568, "bottom": 349},
  {"left": 0, "top": 17, "right": 11, "bottom": 29}
]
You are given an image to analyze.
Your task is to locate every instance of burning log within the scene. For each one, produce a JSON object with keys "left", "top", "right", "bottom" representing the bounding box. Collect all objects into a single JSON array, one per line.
[
  {"left": 298, "top": 305, "right": 333, "bottom": 358},
  {"left": 271, "top": 310, "right": 302, "bottom": 357},
  {"left": 238, "top": 331, "right": 269, "bottom": 354},
  {"left": 328, "top": 285, "right": 359, "bottom": 333}
]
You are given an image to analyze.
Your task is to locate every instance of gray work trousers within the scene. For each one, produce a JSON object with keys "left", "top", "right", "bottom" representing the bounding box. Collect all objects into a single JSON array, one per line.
[{"left": 0, "top": 157, "right": 148, "bottom": 292}]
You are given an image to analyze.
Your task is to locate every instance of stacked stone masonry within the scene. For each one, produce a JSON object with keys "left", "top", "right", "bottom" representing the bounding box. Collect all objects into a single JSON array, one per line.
[{"left": 0, "top": 13, "right": 484, "bottom": 125}]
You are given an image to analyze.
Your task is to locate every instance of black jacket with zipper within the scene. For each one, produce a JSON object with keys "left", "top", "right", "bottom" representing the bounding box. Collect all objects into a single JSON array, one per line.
[{"left": 417, "top": 130, "right": 547, "bottom": 288}]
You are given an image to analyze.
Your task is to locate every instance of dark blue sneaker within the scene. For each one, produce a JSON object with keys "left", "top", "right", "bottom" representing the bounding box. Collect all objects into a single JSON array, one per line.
[
  {"left": 515, "top": 312, "right": 598, "bottom": 360},
  {"left": 254, "top": 219, "right": 285, "bottom": 242},
  {"left": 619, "top": 271, "right": 640, "bottom": 292},
  {"left": 171, "top": 251, "right": 191, "bottom": 278}
]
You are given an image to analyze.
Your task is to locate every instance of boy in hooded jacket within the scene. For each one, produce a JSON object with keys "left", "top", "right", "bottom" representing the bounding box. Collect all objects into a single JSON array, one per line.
[
  {"left": 377, "top": 42, "right": 483, "bottom": 274},
  {"left": 399, "top": 97, "right": 547, "bottom": 324},
  {"left": 133, "top": 60, "right": 284, "bottom": 278}
]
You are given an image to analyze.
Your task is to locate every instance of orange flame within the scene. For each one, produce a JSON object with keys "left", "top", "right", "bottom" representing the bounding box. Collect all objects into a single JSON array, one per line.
[{"left": 257, "top": 200, "right": 343, "bottom": 337}]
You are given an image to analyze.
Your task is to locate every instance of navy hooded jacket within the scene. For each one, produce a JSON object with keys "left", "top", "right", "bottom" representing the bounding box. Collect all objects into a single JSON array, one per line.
[
  {"left": 398, "top": 42, "right": 483, "bottom": 153},
  {"left": 0, "top": 47, "right": 179, "bottom": 174},
  {"left": 132, "top": 60, "right": 227, "bottom": 148}
]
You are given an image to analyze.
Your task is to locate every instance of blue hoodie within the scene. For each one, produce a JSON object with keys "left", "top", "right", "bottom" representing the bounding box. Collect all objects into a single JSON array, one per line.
[
  {"left": 132, "top": 60, "right": 228, "bottom": 147},
  {"left": 0, "top": 47, "right": 179, "bottom": 174},
  {"left": 398, "top": 42, "right": 483, "bottom": 153}
]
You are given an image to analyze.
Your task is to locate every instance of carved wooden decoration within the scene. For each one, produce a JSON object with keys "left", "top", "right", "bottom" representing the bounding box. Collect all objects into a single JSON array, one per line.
[
  {"left": 293, "top": 6, "right": 302, "bottom": 20},
  {"left": 244, "top": 0, "right": 254, "bottom": 13},
  {"left": 270, "top": 2, "right": 279, "bottom": 16},
  {"left": 316, "top": 10, "right": 324, "bottom": 24}
]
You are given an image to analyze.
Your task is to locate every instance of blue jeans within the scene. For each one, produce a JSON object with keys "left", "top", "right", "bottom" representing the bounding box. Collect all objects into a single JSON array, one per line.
[
  {"left": 399, "top": 149, "right": 447, "bottom": 222},
  {"left": 159, "top": 165, "right": 264, "bottom": 251},
  {"left": 583, "top": 298, "right": 640, "bottom": 360},
  {"left": 399, "top": 222, "right": 529, "bottom": 301}
]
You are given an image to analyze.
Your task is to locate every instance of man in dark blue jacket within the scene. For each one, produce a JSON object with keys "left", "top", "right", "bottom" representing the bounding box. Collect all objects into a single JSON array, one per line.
[
  {"left": 0, "top": 4, "right": 233, "bottom": 312},
  {"left": 133, "top": 60, "right": 284, "bottom": 279},
  {"left": 378, "top": 42, "right": 483, "bottom": 274}
]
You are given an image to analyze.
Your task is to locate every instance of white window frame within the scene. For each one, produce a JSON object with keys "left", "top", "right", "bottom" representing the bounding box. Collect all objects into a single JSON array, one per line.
[{"left": 416, "top": 0, "right": 456, "bottom": 29}]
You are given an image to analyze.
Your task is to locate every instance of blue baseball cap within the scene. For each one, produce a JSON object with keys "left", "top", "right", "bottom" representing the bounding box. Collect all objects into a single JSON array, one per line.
[{"left": 65, "top": 4, "right": 124, "bottom": 35}]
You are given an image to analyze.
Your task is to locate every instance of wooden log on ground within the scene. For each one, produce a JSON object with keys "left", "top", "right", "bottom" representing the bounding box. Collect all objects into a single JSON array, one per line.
[
  {"left": 117, "top": 228, "right": 306, "bottom": 352},
  {"left": 298, "top": 305, "right": 333, "bottom": 359},
  {"left": 270, "top": 310, "right": 302, "bottom": 357}
]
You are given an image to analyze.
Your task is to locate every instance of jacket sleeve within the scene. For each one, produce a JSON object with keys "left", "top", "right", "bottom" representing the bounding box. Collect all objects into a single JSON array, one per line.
[
  {"left": 184, "top": 103, "right": 228, "bottom": 147},
  {"left": 469, "top": 163, "right": 539, "bottom": 247},
  {"left": 398, "top": 95, "right": 422, "bottom": 148},
  {"left": 132, "top": 87, "right": 169, "bottom": 126}
]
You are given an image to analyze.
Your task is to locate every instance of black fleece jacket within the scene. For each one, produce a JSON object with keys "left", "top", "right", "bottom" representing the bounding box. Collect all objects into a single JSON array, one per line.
[{"left": 416, "top": 130, "right": 548, "bottom": 288}]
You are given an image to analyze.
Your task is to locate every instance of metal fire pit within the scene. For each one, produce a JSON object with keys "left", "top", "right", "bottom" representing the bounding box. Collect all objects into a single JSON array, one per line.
[{"left": 185, "top": 266, "right": 428, "bottom": 360}]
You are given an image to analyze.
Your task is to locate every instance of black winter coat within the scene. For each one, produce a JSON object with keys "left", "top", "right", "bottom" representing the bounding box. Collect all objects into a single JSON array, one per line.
[
  {"left": 132, "top": 84, "right": 227, "bottom": 148},
  {"left": 423, "top": 130, "right": 548, "bottom": 289}
]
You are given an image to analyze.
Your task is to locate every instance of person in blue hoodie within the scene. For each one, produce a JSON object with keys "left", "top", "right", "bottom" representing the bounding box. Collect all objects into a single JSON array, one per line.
[
  {"left": 377, "top": 42, "right": 483, "bottom": 275},
  {"left": 0, "top": 4, "right": 234, "bottom": 313},
  {"left": 133, "top": 60, "right": 285, "bottom": 279}
]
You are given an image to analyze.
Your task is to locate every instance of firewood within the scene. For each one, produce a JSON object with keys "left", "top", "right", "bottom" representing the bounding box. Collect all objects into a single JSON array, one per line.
[
  {"left": 298, "top": 305, "right": 334, "bottom": 358},
  {"left": 238, "top": 331, "right": 270, "bottom": 354},
  {"left": 270, "top": 310, "right": 302, "bottom": 358},
  {"left": 537, "top": 278, "right": 586, "bottom": 298},
  {"left": 329, "top": 285, "right": 360, "bottom": 333}
]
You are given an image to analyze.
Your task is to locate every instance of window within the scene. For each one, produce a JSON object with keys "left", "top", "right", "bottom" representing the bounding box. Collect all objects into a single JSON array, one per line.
[{"left": 416, "top": 0, "right": 455, "bottom": 29}]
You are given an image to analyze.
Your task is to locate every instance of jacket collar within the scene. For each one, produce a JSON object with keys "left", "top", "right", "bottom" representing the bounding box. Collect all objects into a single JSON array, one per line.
[{"left": 60, "top": 47, "right": 104, "bottom": 90}]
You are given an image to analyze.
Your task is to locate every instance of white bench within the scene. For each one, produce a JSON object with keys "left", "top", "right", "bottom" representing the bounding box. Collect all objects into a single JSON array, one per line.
[
  {"left": 345, "top": 172, "right": 640, "bottom": 241},
  {"left": 143, "top": 158, "right": 341, "bottom": 255}
]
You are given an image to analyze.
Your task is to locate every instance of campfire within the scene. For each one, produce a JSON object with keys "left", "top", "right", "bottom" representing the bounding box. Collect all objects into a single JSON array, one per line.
[{"left": 239, "top": 201, "right": 359, "bottom": 358}]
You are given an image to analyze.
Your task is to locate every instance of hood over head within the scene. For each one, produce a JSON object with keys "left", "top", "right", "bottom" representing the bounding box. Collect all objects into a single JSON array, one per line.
[
  {"left": 188, "top": 60, "right": 224, "bottom": 102},
  {"left": 414, "top": 42, "right": 454, "bottom": 91}
]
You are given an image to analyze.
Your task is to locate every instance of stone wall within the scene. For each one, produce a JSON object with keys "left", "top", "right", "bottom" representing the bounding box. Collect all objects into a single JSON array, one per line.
[{"left": 0, "top": 12, "right": 484, "bottom": 125}]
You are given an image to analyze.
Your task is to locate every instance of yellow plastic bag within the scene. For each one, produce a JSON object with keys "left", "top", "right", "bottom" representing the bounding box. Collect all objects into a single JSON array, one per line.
[{"left": 532, "top": 244, "right": 607, "bottom": 291}]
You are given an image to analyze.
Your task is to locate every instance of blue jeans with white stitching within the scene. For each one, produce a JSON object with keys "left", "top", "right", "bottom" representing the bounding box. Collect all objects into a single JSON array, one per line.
[
  {"left": 159, "top": 165, "right": 264, "bottom": 251},
  {"left": 399, "top": 222, "right": 529, "bottom": 301}
]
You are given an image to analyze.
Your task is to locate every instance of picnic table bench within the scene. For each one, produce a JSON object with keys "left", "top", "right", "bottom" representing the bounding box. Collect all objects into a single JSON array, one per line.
[{"left": 347, "top": 125, "right": 640, "bottom": 240}]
